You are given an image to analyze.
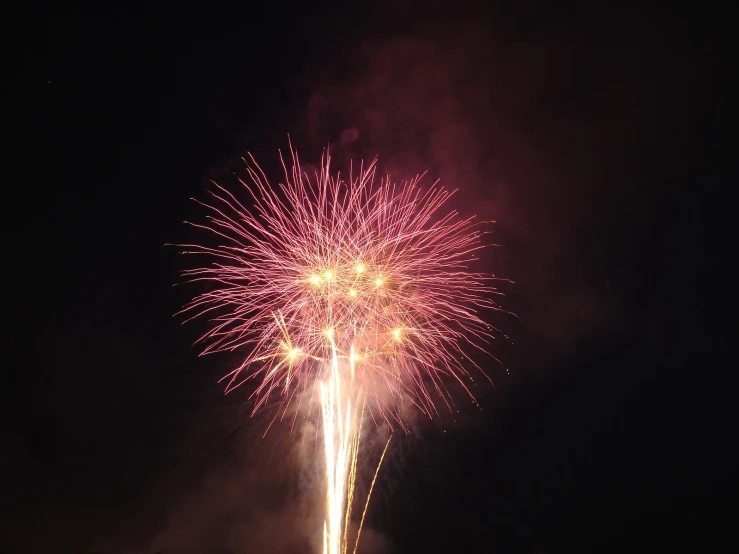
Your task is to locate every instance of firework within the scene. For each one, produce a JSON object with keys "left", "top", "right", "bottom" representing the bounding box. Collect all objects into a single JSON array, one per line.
[{"left": 178, "top": 145, "right": 505, "bottom": 552}]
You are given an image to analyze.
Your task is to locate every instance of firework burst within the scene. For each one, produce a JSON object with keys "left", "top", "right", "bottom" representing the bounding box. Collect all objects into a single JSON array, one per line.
[
  {"left": 177, "top": 145, "right": 506, "bottom": 553},
  {"left": 179, "top": 147, "right": 505, "bottom": 425}
]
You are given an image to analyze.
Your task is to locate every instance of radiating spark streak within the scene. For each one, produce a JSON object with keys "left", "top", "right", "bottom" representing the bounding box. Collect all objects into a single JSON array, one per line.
[
  {"left": 340, "top": 348, "right": 365, "bottom": 553},
  {"left": 343, "top": 423, "right": 361, "bottom": 554},
  {"left": 353, "top": 435, "right": 392, "bottom": 554},
  {"left": 176, "top": 145, "right": 509, "bottom": 554}
]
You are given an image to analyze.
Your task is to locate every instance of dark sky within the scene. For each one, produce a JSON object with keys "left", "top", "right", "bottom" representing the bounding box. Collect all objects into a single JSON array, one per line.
[{"left": 3, "top": 3, "right": 736, "bottom": 553}]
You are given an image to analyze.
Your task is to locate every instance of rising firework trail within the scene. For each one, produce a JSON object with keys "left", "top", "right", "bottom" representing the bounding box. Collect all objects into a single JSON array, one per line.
[{"left": 177, "top": 144, "right": 506, "bottom": 553}]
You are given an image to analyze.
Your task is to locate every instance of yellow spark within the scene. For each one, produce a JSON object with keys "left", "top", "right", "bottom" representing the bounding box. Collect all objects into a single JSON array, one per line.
[
  {"left": 325, "top": 270, "right": 333, "bottom": 280},
  {"left": 392, "top": 328, "right": 401, "bottom": 340},
  {"left": 355, "top": 263, "right": 364, "bottom": 273},
  {"left": 310, "top": 274, "right": 321, "bottom": 285},
  {"left": 374, "top": 277, "right": 383, "bottom": 287},
  {"left": 348, "top": 289, "right": 358, "bottom": 297}
]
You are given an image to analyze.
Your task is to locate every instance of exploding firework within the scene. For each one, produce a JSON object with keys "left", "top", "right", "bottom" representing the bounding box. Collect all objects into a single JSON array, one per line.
[{"left": 177, "top": 145, "right": 506, "bottom": 553}]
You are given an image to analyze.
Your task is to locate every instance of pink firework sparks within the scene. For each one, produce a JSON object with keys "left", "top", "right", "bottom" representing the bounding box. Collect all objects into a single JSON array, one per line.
[{"left": 177, "top": 146, "right": 506, "bottom": 428}]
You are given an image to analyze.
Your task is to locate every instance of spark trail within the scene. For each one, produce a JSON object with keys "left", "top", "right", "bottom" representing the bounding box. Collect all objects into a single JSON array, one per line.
[{"left": 178, "top": 146, "right": 506, "bottom": 552}]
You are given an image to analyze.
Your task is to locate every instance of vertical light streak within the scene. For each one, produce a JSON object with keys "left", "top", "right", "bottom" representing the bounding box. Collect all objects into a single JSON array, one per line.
[
  {"left": 353, "top": 435, "right": 392, "bottom": 554},
  {"left": 321, "top": 337, "right": 389, "bottom": 554},
  {"left": 321, "top": 332, "right": 359, "bottom": 554}
]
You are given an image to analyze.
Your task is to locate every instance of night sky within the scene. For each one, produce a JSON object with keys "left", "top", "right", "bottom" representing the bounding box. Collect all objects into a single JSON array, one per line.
[{"left": 4, "top": 4, "right": 736, "bottom": 553}]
